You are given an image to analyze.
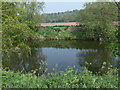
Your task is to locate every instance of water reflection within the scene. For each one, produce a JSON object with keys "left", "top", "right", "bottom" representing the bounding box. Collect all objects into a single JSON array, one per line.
[
  {"left": 3, "top": 48, "right": 46, "bottom": 75},
  {"left": 2, "top": 40, "right": 118, "bottom": 75},
  {"left": 77, "top": 49, "right": 117, "bottom": 74}
]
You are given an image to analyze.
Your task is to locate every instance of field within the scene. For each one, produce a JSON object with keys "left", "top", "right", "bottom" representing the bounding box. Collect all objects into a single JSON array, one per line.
[
  {"left": 40, "top": 22, "right": 79, "bottom": 26},
  {"left": 39, "top": 21, "right": 120, "bottom": 27}
]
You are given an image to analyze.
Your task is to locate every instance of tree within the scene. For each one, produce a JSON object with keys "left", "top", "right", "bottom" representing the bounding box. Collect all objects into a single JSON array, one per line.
[
  {"left": 77, "top": 1, "right": 118, "bottom": 42},
  {"left": 17, "top": 1, "right": 44, "bottom": 30},
  {"left": 2, "top": 2, "right": 30, "bottom": 54},
  {"left": 2, "top": 1, "right": 44, "bottom": 54}
]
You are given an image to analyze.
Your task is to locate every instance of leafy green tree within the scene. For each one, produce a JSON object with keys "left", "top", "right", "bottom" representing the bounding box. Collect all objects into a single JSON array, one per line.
[
  {"left": 2, "top": 2, "right": 30, "bottom": 54},
  {"left": 77, "top": 1, "right": 118, "bottom": 42},
  {"left": 17, "top": 1, "right": 44, "bottom": 30},
  {"left": 2, "top": 2, "right": 44, "bottom": 54}
]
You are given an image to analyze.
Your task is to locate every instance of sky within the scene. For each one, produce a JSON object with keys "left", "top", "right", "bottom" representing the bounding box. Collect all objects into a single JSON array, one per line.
[
  {"left": 38, "top": 0, "right": 119, "bottom": 13},
  {"left": 39, "top": 0, "right": 96, "bottom": 13},
  {"left": 42, "top": 2, "right": 85, "bottom": 13}
]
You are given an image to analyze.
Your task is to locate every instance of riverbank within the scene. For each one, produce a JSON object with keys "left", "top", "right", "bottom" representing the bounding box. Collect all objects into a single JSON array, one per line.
[
  {"left": 2, "top": 66, "right": 118, "bottom": 88},
  {"left": 24, "top": 37, "right": 94, "bottom": 41},
  {"left": 24, "top": 25, "right": 95, "bottom": 41}
]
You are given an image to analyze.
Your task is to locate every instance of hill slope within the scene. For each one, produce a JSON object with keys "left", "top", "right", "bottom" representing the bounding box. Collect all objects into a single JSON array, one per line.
[{"left": 43, "top": 10, "right": 79, "bottom": 23}]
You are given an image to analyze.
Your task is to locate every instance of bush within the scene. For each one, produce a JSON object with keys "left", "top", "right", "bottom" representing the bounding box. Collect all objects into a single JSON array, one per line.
[
  {"left": 54, "top": 28, "right": 61, "bottom": 32},
  {"left": 39, "top": 26, "right": 85, "bottom": 39},
  {"left": 2, "top": 66, "right": 118, "bottom": 88}
]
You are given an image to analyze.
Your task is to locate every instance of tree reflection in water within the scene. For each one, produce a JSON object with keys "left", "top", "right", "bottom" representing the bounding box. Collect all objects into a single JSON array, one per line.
[
  {"left": 3, "top": 40, "right": 119, "bottom": 75},
  {"left": 3, "top": 48, "right": 46, "bottom": 75},
  {"left": 76, "top": 49, "right": 117, "bottom": 74}
]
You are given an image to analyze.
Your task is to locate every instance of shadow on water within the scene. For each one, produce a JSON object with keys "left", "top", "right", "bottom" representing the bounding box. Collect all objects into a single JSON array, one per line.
[
  {"left": 3, "top": 48, "right": 46, "bottom": 75},
  {"left": 3, "top": 40, "right": 119, "bottom": 75},
  {"left": 77, "top": 49, "right": 117, "bottom": 74}
]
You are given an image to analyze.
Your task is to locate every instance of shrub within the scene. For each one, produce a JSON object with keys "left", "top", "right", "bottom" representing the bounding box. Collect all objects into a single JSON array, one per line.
[{"left": 2, "top": 66, "right": 118, "bottom": 88}]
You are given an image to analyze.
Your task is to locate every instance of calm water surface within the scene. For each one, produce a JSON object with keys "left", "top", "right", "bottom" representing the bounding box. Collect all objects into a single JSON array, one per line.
[{"left": 3, "top": 40, "right": 119, "bottom": 75}]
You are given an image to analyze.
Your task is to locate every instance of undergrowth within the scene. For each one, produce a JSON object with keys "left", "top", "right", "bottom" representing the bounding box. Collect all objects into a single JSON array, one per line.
[{"left": 2, "top": 66, "right": 118, "bottom": 88}]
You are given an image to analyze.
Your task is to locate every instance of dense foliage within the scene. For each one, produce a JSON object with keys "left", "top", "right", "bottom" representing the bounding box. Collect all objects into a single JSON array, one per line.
[
  {"left": 77, "top": 1, "right": 118, "bottom": 42},
  {"left": 36, "top": 25, "right": 88, "bottom": 39},
  {"left": 2, "top": 66, "right": 118, "bottom": 88},
  {"left": 77, "top": 1, "right": 119, "bottom": 57},
  {"left": 43, "top": 10, "right": 79, "bottom": 23},
  {"left": 2, "top": 1, "right": 44, "bottom": 54},
  {"left": 17, "top": 1, "right": 44, "bottom": 30}
]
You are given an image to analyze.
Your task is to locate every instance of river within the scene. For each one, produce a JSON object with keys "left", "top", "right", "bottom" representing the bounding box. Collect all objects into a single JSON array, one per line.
[{"left": 3, "top": 40, "right": 119, "bottom": 75}]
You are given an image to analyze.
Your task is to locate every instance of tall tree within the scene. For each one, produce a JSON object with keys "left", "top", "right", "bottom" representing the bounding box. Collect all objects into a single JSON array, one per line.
[
  {"left": 77, "top": 1, "right": 118, "bottom": 42},
  {"left": 17, "top": 1, "right": 44, "bottom": 30},
  {"left": 2, "top": 1, "right": 44, "bottom": 54}
]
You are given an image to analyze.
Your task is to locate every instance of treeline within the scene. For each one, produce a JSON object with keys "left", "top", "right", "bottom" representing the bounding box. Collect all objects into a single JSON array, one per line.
[
  {"left": 43, "top": 10, "right": 79, "bottom": 23},
  {"left": 76, "top": 1, "right": 119, "bottom": 55}
]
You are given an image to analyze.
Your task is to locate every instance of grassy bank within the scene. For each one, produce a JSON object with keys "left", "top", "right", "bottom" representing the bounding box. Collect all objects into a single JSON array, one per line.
[
  {"left": 2, "top": 66, "right": 118, "bottom": 88},
  {"left": 33, "top": 25, "right": 91, "bottom": 40}
]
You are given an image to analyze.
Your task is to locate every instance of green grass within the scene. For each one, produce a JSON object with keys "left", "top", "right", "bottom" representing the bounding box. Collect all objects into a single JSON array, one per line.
[
  {"left": 38, "top": 26, "right": 88, "bottom": 39},
  {"left": 2, "top": 66, "right": 118, "bottom": 88}
]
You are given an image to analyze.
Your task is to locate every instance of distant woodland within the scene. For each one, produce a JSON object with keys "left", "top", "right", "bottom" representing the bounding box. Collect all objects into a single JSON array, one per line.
[{"left": 42, "top": 10, "right": 79, "bottom": 23}]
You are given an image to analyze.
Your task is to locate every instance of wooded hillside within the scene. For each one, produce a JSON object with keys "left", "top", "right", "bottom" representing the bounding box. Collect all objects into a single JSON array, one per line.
[{"left": 43, "top": 10, "right": 79, "bottom": 23}]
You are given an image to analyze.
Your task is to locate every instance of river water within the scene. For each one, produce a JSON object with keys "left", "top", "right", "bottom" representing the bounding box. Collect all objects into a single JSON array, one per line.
[{"left": 3, "top": 40, "right": 119, "bottom": 75}]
